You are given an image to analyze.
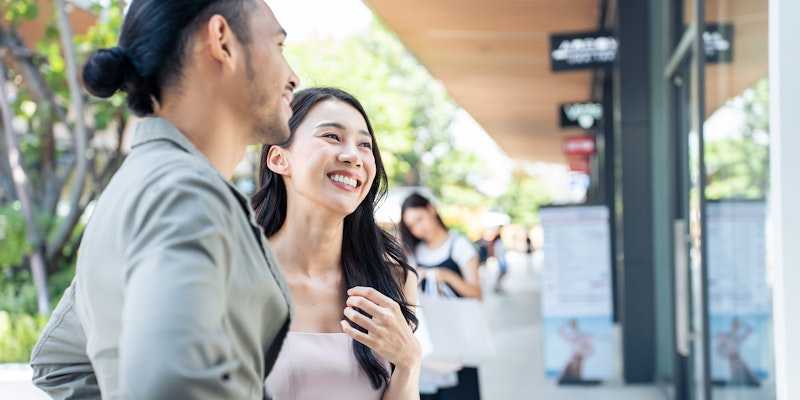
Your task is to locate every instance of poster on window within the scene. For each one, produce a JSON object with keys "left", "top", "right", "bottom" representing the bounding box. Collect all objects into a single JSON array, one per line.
[
  {"left": 540, "top": 206, "right": 615, "bottom": 383},
  {"left": 706, "top": 200, "right": 773, "bottom": 386}
]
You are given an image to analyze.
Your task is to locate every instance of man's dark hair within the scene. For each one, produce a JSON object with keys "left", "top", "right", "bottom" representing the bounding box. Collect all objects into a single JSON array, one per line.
[{"left": 82, "top": 0, "right": 256, "bottom": 116}]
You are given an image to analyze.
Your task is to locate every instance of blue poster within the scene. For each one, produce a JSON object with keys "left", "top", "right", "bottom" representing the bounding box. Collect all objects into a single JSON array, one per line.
[
  {"left": 706, "top": 201, "right": 774, "bottom": 386},
  {"left": 709, "top": 314, "right": 772, "bottom": 385},
  {"left": 540, "top": 206, "right": 616, "bottom": 383},
  {"left": 543, "top": 316, "right": 615, "bottom": 382}
]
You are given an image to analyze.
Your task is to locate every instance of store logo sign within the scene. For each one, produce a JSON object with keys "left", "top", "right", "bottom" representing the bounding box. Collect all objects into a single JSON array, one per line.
[
  {"left": 550, "top": 24, "right": 733, "bottom": 71},
  {"left": 550, "top": 31, "right": 617, "bottom": 72},
  {"left": 560, "top": 102, "right": 603, "bottom": 130},
  {"left": 704, "top": 24, "right": 734, "bottom": 64}
]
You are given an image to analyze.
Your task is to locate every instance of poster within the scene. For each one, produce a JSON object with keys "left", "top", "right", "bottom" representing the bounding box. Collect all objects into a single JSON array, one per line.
[
  {"left": 540, "top": 206, "right": 615, "bottom": 383},
  {"left": 706, "top": 200, "right": 773, "bottom": 386}
]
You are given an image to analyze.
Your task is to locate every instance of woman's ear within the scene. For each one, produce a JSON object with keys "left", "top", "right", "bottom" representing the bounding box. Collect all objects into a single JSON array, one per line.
[{"left": 267, "top": 146, "right": 291, "bottom": 177}]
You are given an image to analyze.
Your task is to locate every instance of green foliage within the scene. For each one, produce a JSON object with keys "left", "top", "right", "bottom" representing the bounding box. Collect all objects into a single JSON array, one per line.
[
  {"left": 0, "top": 311, "right": 48, "bottom": 363},
  {"left": 1, "top": 0, "right": 128, "bottom": 314},
  {"left": 0, "top": 269, "right": 38, "bottom": 315},
  {"left": 494, "top": 171, "right": 552, "bottom": 227},
  {"left": 0, "top": 259, "right": 75, "bottom": 315},
  {"left": 0, "top": 204, "right": 29, "bottom": 269},
  {"left": 2, "top": 0, "right": 38, "bottom": 26},
  {"left": 705, "top": 79, "right": 770, "bottom": 199}
]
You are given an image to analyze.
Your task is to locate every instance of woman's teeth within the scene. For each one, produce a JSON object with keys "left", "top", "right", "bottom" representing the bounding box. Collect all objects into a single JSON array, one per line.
[{"left": 330, "top": 174, "right": 358, "bottom": 189}]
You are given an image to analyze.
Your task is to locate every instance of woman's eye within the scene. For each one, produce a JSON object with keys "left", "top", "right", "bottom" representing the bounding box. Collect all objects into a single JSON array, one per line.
[
  {"left": 360, "top": 142, "right": 373, "bottom": 149},
  {"left": 323, "top": 133, "right": 340, "bottom": 141}
]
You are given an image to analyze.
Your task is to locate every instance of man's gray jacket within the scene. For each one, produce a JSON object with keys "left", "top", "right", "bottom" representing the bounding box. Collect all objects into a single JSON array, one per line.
[{"left": 29, "top": 118, "right": 292, "bottom": 399}]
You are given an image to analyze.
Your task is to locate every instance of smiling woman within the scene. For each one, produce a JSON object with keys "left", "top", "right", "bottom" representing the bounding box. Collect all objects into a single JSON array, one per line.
[{"left": 252, "top": 87, "right": 422, "bottom": 400}]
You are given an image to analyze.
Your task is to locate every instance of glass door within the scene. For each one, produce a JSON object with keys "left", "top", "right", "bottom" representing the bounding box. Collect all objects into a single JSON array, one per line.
[
  {"left": 668, "top": 1, "right": 776, "bottom": 399},
  {"left": 666, "top": 0, "right": 711, "bottom": 399}
]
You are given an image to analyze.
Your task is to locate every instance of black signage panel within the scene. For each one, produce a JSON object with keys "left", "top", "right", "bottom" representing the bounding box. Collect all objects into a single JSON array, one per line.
[
  {"left": 550, "top": 25, "right": 732, "bottom": 72},
  {"left": 704, "top": 23, "right": 734, "bottom": 64},
  {"left": 559, "top": 101, "right": 603, "bottom": 130},
  {"left": 550, "top": 31, "right": 617, "bottom": 72}
]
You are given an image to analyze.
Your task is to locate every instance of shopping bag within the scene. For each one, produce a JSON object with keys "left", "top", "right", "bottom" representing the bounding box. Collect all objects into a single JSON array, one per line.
[
  {"left": 415, "top": 304, "right": 462, "bottom": 374},
  {"left": 417, "top": 272, "right": 496, "bottom": 367}
]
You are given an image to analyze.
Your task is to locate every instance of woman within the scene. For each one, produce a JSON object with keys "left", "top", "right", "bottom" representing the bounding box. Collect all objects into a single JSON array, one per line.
[
  {"left": 399, "top": 193, "right": 482, "bottom": 400},
  {"left": 252, "top": 87, "right": 421, "bottom": 399}
]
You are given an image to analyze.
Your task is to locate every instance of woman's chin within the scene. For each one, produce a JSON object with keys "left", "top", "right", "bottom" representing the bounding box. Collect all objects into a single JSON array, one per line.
[{"left": 319, "top": 200, "right": 360, "bottom": 219}]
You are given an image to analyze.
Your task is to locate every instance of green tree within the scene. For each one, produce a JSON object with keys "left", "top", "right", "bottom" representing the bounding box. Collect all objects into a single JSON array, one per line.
[
  {"left": 1, "top": 0, "right": 128, "bottom": 314},
  {"left": 494, "top": 170, "right": 551, "bottom": 226},
  {"left": 705, "top": 79, "right": 769, "bottom": 199}
]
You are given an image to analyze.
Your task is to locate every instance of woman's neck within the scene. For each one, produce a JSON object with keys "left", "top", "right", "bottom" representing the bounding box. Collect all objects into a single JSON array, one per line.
[
  {"left": 425, "top": 226, "right": 450, "bottom": 249},
  {"left": 269, "top": 195, "right": 344, "bottom": 277}
]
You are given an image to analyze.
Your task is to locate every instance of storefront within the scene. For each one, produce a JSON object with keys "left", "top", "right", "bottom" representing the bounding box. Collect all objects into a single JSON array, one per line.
[{"left": 364, "top": 0, "right": 796, "bottom": 398}]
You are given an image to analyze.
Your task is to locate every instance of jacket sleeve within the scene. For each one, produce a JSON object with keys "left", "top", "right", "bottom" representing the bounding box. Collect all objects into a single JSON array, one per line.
[{"left": 30, "top": 280, "right": 101, "bottom": 399}]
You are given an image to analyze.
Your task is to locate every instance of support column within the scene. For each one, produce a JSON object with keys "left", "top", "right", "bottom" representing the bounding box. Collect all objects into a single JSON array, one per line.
[
  {"left": 769, "top": 0, "right": 800, "bottom": 398},
  {"left": 614, "top": 0, "right": 656, "bottom": 383}
]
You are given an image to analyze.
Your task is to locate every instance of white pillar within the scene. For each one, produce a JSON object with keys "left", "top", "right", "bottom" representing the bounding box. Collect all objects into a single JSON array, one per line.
[{"left": 770, "top": 0, "right": 800, "bottom": 398}]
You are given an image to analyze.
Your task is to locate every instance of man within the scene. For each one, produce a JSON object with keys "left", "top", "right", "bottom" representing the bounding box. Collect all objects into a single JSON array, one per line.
[{"left": 30, "top": 1, "right": 300, "bottom": 398}]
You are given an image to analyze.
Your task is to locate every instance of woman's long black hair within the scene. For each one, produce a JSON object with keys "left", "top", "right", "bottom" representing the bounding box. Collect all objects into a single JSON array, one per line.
[
  {"left": 398, "top": 193, "right": 448, "bottom": 254},
  {"left": 251, "top": 87, "right": 417, "bottom": 389}
]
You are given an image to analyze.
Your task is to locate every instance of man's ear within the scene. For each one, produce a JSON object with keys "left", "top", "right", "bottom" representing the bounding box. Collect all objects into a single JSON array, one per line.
[{"left": 205, "top": 15, "right": 239, "bottom": 73}]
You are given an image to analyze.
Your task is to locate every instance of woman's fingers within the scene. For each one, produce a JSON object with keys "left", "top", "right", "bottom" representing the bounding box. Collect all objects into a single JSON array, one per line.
[
  {"left": 344, "top": 307, "right": 379, "bottom": 332},
  {"left": 348, "top": 286, "right": 402, "bottom": 314},
  {"left": 345, "top": 295, "right": 384, "bottom": 318},
  {"left": 341, "top": 320, "right": 376, "bottom": 347}
]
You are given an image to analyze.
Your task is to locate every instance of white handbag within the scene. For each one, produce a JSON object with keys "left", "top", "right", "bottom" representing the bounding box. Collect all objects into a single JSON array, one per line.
[{"left": 416, "top": 272, "right": 496, "bottom": 368}]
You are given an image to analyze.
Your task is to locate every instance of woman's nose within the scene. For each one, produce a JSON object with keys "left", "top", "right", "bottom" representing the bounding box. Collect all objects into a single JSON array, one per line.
[{"left": 338, "top": 146, "right": 362, "bottom": 167}]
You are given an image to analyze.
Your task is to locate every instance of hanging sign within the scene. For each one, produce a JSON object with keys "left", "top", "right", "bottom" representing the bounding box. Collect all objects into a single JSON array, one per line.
[
  {"left": 560, "top": 101, "right": 603, "bottom": 130},
  {"left": 551, "top": 24, "right": 733, "bottom": 72},
  {"left": 550, "top": 31, "right": 617, "bottom": 72},
  {"left": 704, "top": 23, "right": 734, "bottom": 64}
]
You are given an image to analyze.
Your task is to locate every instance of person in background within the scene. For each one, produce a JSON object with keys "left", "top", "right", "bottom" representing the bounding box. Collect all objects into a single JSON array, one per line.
[
  {"left": 525, "top": 232, "right": 535, "bottom": 271},
  {"left": 252, "top": 87, "right": 421, "bottom": 399},
  {"left": 489, "top": 227, "right": 509, "bottom": 294},
  {"left": 400, "top": 193, "right": 482, "bottom": 400}
]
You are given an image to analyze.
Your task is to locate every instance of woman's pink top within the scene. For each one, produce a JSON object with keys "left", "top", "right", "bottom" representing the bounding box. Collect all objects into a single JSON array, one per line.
[{"left": 265, "top": 332, "right": 388, "bottom": 400}]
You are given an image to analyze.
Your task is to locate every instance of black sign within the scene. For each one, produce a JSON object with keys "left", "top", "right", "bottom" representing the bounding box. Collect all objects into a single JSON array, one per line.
[
  {"left": 550, "top": 31, "right": 617, "bottom": 72},
  {"left": 550, "top": 25, "right": 733, "bottom": 72},
  {"left": 704, "top": 24, "right": 734, "bottom": 64},
  {"left": 559, "top": 102, "right": 603, "bottom": 130}
]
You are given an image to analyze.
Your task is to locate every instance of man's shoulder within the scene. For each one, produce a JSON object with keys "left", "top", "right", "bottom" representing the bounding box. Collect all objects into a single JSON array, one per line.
[
  {"left": 127, "top": 141, "right": 221, "bottom": 184},
  {"left": 90, "top": 141, "right": 238, "bottom": 236},
  {"left": 114, "top": 142, "right": 232, "bottom": 203}
]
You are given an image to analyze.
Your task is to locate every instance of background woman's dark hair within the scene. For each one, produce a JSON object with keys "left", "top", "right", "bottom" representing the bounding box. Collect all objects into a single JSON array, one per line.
[
  {"left": 399, "top": 193, "right": 448, "bottom": 254},
  {"left": 82, "top": 0, "right": 255, "bottom": 116},
  {"left": 251, "top": 87, "right": 417, "bottom": 390}
]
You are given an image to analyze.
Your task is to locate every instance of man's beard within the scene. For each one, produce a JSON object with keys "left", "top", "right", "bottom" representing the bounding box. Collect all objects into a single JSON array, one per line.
[
  {"left": 252, "top": 110, "right": 291, "bottom": 146},
  {"left": 244, "top": 56, "right": 291, "bottom": 145}
]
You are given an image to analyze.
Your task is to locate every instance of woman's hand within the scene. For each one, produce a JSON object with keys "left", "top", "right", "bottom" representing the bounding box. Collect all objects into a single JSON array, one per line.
[
  {"left": 418, "top": 267, "right": 450, "bottom": 284},
  {"left": 340, "top": 286, "right": 421, "bottom": 370},
  {"left": 430, "top": 267, "right": 455, "bottom": 284}
]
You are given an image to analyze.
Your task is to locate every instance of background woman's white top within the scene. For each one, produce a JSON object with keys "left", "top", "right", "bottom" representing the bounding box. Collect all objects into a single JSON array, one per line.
[{"left": 413, "top": 232, "right": 478, "bottom": 278}]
